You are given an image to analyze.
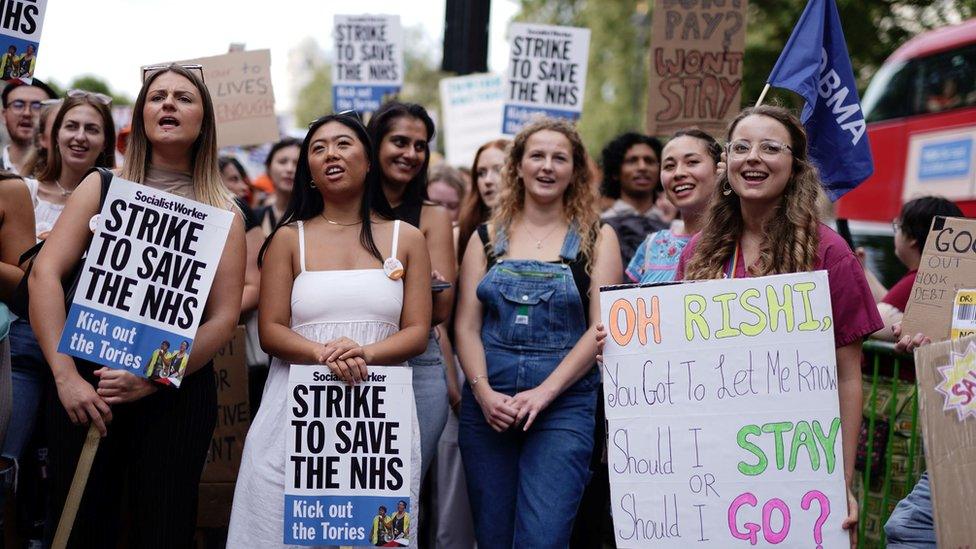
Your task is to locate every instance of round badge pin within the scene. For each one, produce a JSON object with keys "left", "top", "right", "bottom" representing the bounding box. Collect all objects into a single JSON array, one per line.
[
  {"left": 384, "top": 257, "right": 405, "bottom": 280},
  {"left": 88, "top": 214, "right": 101, "bottom": 233}
]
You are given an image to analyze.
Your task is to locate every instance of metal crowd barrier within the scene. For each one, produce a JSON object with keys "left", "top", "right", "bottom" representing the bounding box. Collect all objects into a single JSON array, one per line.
[{"left": 857, "top": 340, "right": 924, "bottom": 548}]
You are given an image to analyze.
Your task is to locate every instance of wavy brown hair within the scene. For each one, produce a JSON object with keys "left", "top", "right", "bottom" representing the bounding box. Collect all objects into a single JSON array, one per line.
[
  {"left": 488, "top": 118, "right": 600, "bottom": 269},
  {"left": 684, "top": 105, "right": 824, "bottom": 280},
  {"left": 457, "top": 138, "right": 509, "bottom": 262}
]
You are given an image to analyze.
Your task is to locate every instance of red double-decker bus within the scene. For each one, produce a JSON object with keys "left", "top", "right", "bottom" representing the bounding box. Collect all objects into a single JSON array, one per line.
[{"left": 837, "top": 18, "right": 976, "bottom": 222}]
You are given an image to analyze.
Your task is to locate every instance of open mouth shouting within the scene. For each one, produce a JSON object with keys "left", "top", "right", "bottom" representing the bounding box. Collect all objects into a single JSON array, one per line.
[
  {"left": 158, "top": 115, "right": 181, "bottom": 130},
  {"left": 324, "top": 164, "right": 346, "bottom": 182}
]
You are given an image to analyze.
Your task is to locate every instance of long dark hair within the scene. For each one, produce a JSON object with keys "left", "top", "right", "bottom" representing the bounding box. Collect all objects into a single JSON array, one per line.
[
  {"left": 366, "top": 101, "right": 435, "bottom": 215},
  {"left": 258, "top": 113, "right": 394, "bottom": 265}
]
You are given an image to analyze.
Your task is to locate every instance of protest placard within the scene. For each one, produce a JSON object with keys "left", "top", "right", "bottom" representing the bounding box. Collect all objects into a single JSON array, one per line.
[
  {"left": 332, "top": 14, "right": 404, "bottom": 113},
  {"left": 285, "top": 365, "right": 413, "bottom": 546},
  {"left": 646, "top": 0, "right": 747, "bottom": 136},
  {"left": 601, "top": 271, "right": 848, "bottom": 548},
  {"left": 439, "top": 73, "right": 505, "bottom": 167},
  {"left": 901, "top": 127, "right": 976, "bottom": 202},
  {"left": 502, "top": 23, "right": 590, "bottom": 136},
  {"left": 913, "top": 334, "right": 976, "bottom": 546},
  {"left": 197, "top": 326, "right": 250, "bottom": 528},
  {"left": 901, "top": 216, "right": 976, "bottom": 341},
  {"left": 0, "top": 0, "right": 47, "bottom": 82},
  {"left": 57, "top": 178, "right": 233, "bottom": 388},
  {"left": 184, "top": 49, "right": 279, "bottom": 149}
]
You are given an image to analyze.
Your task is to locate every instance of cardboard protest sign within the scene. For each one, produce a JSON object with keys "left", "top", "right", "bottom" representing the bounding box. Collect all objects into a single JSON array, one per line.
[
  {"left": 332, "top": 14, "right": 404, "bottom": 113},
  {"left": 0, "top": 0, "right": 46, "bottom": 82},
  {"left": 901, "top": 216, "right": 975, "bottom": 341},
  {"left": 57, "top": 178, "right": 233, "bottom": 388},
  {"left": 285, "top": 366, "right": 413, "bottom": 546},
  {"left": 502, "top": 23, "right": 590, "bottom": 136},
  {"left": 646, "top": 0, "right": 747, "bottom": 136},
  {"left": 601, "top": 271, "right": 848, "bottom": 548},
  {"left": 439, "top": 73, "right": 505, "bottom": 168},
  {"left": 913, "top": 335, "right": 976, "bottom": 546},
  {"left": 185, "top": 49, "right": 279, "bottom": 149},
  {"left": 197, "top": 326, "right": 250, "bottom": 527}
]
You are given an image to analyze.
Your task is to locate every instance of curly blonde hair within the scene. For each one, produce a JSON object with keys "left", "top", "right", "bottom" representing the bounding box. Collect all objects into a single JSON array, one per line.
[
  {"left": 684, "top": 105, "right": 824, "bottom": 280},
  {"left": 488, "top": 118, "right": 600, "bottom": 269}
]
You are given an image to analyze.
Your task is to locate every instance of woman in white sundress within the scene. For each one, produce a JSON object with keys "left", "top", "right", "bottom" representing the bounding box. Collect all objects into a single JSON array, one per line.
[{"left": 227, "top": 112, "right": 431, "bottom": 548}]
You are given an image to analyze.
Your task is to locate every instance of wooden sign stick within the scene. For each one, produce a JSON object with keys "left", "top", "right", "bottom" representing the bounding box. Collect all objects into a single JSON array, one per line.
[{"left": 52, "top": 424, "right": 101, "bottom": 549}]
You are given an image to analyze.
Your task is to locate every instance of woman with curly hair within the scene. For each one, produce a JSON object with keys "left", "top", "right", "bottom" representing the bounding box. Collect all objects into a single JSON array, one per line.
[
  {"left": 676, "top": 104, "right": 882, "bottom": 537},
  {"left": 454, "top": 117, "right": 620, "bottom": 547}
]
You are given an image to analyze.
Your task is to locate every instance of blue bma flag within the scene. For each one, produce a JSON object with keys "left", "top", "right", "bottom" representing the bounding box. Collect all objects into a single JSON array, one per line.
[{"left": 766, "top": 0, "right": 873, "bottom": 201}]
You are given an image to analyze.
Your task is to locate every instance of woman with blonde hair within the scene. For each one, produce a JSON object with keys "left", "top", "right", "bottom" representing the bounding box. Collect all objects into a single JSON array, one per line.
[
  {"left": 676, "top": 104, "right": 881, "bottom": 539},
  {"left": 454, "top": 117, "right": 620, "bottom": 547},
  {"left": 29, "top": 64, "right": 245, "bottom": 547}
]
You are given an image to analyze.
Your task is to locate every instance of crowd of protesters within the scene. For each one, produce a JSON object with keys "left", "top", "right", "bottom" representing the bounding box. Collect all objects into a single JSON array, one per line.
[{"left": 0, "top": 66, "right": 956, "bottom": 549}]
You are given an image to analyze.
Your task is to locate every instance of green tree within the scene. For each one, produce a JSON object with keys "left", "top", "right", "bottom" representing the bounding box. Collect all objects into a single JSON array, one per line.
[
  {"left": 516, "top": 0, "right": 976, "bottom": 150},
  {"left": 293, "top": 63, "right": 332, "bottom": 128},
  {"left": 68, "top": 74, "right": 132, "bottom": 105}
]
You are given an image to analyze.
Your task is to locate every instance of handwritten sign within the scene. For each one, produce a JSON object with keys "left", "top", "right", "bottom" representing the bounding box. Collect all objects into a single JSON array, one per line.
[
  {"left": 332, "top": 14, "right": 404, "bottom": 113},
  {"left": 57, "top": 178, "right": 233, "bottom": 388},
  {"left": 646, "top": 0, "right": 747, "bottom": 136},
  {"left": 902, "top": 216, "right": 974, "bottom": 341},
  {"left": 913, "top": 335, "right": 976, "bottom": 546},
  {"left": 600, "top": 272, "right": 847, "bottom": 548},
  {"left": 439, "top": 73, "right": 505, "bottom": 167},
  {"left": 502, "top": 22, "right": 590, "bottom": 135},
  {"left": 0, "top": 0, "right": 46, "bottom": 82},
  {"left": 284, "top": 365, "right": 413, "bottom": 546},
  {"left": 186, "top": 49, "right": 279, "bottom": 148}
]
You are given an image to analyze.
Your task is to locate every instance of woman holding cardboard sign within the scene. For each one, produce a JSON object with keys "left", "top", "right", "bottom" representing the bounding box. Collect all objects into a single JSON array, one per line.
[
  {"left": 228, "top": 112, "right": 430, "bottom": 548},
  {"left": 454, "top": 117, "right": 621, "bottom": 548},
  {"left": 28, "top": 64, "right": 245, "bottom": 548},
  {"left": 675, "top": 105, "right": 883, "bottom": 542}
]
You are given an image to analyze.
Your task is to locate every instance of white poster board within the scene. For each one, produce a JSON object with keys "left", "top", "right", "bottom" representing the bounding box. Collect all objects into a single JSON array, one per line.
[
  {"left": 600, "top": 272, "right": 848, "bottom": 548},
  {"left": 285, "top": 365, "right": 413, "bottom": 546},
  {"left": 439, "top": 73, "right": 505, "bottom": 168},
  {"left": 332, "top": 14, "right": 404, "bottom": 113},
  {"left": 57, "top": 178, "right": 233, "bottom": 388},
  {"left": 502, "top": 23, "right": 590, "bottom": 136},
  {"left": 0, "top": 0, "right": 47, "bottom": 82}
]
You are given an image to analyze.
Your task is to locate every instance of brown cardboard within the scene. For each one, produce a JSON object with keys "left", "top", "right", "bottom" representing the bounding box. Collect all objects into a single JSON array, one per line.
[
  {"left": 181, "top": 50, "right": 279, "bottom": 148},
  {"left": 646, "top": 0, "right": 747, "bottom": 136},
  {"left": 196, "top": 482, "right": 237, "bottom": 529},
  {"left": 901, "top": 216, "right": 976, "bottom": 341},
  {"left": 201, "top": 326, "right": 250, "bottom": 484},
  {"left": 913, "top": 335, "right": 976, "bottom": 547}
]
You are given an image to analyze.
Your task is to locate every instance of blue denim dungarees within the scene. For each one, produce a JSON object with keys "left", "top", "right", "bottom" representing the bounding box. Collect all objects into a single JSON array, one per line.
[{"left": 459, "top": 224, "right": 598, "bottom": 549}]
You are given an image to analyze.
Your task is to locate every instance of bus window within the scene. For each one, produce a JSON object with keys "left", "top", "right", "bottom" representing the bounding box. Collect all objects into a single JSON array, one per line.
[
  {"left": 862, "top": 60, "right": 919, "bottom": 122},
  {"left": 921, "top": 44, "right": 976, "bottom": 113}
]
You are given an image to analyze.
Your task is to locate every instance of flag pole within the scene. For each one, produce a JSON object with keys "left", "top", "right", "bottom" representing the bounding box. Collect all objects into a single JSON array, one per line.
[
  {"left": 52, "top": 425, "right": 101, "bottom": 549},
  {"left": 755, "top": 83, "right": 771, "bottom": 107}
]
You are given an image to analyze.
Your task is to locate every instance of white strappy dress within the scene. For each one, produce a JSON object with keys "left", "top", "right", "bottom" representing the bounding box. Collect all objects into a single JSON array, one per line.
[{"left": 228, "top": 221, "right": 421, "bottom": 548}]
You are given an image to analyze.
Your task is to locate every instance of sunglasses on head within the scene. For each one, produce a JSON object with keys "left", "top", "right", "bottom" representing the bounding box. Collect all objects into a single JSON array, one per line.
[
  {"left": 66, "top": 89, "right": 112, "bottom": 106},
  {"left": 140, "top": 63, "right": 205, "bottom": 84}
]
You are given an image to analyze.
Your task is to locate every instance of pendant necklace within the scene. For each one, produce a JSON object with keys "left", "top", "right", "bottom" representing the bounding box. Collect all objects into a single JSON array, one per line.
[{"left": 523, "top": 222, "right": 561, "bottom": 249}]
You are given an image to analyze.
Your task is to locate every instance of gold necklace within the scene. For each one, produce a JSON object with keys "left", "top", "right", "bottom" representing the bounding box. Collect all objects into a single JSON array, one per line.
[
  {"left": 321, "top": 213, "right": 362, "bottom": 226},
  {"left": 522, "top": 221, "right": 562, "bottom": 249}
]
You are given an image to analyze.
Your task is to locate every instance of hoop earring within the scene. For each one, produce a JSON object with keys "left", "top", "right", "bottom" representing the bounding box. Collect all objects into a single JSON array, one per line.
[{"left": 722, "top": 181, "right": 734, "bottom": 196}]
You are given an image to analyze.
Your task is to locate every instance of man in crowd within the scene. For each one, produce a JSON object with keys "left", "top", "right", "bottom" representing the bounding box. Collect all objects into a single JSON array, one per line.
[{"left": 2, "top": 78, "right": 57, "bottom": 173}]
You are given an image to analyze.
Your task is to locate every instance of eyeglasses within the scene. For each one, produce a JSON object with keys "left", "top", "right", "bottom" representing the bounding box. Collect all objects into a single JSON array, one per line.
[
  {"left": 727, "top": 140, "right": 794, "bottom": 160},
  {"left": 141, "top": 63, "right": 205, "bottom": 84},
  {"left": 66, "top": 89, "right": 112, "bottom": 106},
  {"left": 7, "top": 99, "right": 42, "bottom": 113}
]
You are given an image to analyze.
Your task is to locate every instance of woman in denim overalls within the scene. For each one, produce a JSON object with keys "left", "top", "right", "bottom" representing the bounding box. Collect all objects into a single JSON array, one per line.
[{"left": 455, "top": 118, "right": 621, "bottom": 548}]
